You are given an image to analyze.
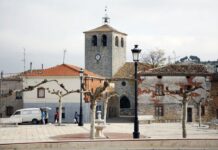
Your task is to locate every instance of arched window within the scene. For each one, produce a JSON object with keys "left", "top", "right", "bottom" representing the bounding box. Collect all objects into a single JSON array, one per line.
[
  {"left": 120, "top": 96, "right": 130, "bottom": 108},
  {"left": 115, "top": 36, "right": 119, "bottom": 47},
  {"left": 121, "top": 38, "right": 124, "bottom": 47},
  {"left": 101, "top": 34, "right": 107, "bottom": 46},
  {"left": 92, "top": 35, "right": 97, "bottom": 46}
]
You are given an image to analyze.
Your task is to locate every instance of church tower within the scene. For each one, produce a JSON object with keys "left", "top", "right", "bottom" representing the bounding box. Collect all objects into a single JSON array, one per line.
[{"left": 84, "top": 10, "right": 127, "bottom": 78}]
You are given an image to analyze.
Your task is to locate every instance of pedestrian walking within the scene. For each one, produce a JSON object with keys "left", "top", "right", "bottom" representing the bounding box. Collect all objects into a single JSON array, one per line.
[
  {"left": 41, "top": 111, "right": 46, "bottom": 125},
  {"left": 54, "top": 111, "right": 59, "bottom": 123},
  {"left": 74, "top": 112, "right": 79, "bottom": 124}
]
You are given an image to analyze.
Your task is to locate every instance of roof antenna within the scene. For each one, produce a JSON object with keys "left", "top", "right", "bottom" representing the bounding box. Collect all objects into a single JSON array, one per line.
[
  {"left": 102, "top": 6, "right": 110, "bottom": 24},
  {"left": 63, "top": 49, "right": 67, "bottom": 64},
  {"left": 22, "top": 48, "right": 26, "bottom": 72}
]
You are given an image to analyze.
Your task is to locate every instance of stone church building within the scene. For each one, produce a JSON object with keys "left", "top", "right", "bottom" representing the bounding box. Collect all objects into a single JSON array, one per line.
[
  {"left": 83, "top": 16, "right": 151, "bottom": 119},
  {"left": 84, "top": 15, "right": 213, "bottom": 123}
]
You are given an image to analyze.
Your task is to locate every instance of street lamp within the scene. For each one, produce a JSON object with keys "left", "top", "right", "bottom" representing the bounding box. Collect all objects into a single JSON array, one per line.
[
  {"left": 78, "top": 68, "right": 84, "bottom": 126},
  {"left": 131, "top": 45, "right": 141, "bottom": 139}
]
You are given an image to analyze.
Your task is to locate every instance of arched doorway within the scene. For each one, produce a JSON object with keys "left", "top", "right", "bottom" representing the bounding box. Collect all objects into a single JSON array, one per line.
[
  {"left": 120, "top": 96, "right": 131, "bottom": 116},
  {"left": 120, "top": 96, "right": 130, "bottom": 109},
  {"left": 107, "top": 95, "right": 119, "bottom": 118}
]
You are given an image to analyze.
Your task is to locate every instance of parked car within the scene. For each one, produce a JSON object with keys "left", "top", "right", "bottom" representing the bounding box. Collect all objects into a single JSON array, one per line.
[{"left": 10, "top": 107, "right": 50, "bottom": 124}]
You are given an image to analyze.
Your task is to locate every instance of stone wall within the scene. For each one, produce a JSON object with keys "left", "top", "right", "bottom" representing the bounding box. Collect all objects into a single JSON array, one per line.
[
  {"left": 138, "top": 76, "right": 208, "bottom": 122},
  {"left": 85, "top": 32, "right": 126, "bottom": 78},
  {"left": 0, "top": 78, "right": 23, "bottom": 117}
]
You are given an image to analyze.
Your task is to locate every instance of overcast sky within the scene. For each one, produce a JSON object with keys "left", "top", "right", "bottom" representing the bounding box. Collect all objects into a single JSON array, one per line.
[{"left": 0, "top": 0, "right": 217, "bottom": 73}]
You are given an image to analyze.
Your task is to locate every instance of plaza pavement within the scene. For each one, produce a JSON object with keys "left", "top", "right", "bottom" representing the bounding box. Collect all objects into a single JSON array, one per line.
[{"left": 0, "top": 122, "right": 218, "bottom": 144}]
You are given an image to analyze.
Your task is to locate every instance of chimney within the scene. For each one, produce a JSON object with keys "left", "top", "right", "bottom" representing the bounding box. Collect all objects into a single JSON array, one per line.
[
  {"left": 41, "top": 64, "right": 44, "bottom": 70},
  {"left": 30, "top": 62, "right": 32, "bottom": 72}
]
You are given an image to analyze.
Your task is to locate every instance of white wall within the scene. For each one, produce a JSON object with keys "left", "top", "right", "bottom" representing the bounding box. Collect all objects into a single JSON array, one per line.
[
  {"left": 22, "top": 76, "right": 90, "bottom": 123},
  {"left": 23, "top": 76, "right": 80, "bottom": 104}
]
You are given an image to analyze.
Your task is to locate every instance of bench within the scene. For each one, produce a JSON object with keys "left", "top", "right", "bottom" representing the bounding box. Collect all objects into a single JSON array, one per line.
[
  {"left": 0, "top": 117, "right": 22, "bottom": 127},
  {"left": 138, "top": 115, "right": 155, "bottom": 124}
]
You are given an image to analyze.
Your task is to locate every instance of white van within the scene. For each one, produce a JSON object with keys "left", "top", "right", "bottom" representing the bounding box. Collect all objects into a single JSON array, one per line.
[{"left": 10, "top": 108, "right": 49, "bottom": 124}]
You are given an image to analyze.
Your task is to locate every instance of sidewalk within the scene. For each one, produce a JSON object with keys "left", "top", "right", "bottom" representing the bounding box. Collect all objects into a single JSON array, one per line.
[{"left": 0, "top": 123, "right": 218, "bottom": 144}]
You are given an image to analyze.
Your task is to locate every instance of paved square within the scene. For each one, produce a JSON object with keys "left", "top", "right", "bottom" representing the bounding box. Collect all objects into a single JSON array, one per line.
[{"left": 0, "top": 123, "right": 218, "bottom": 144}]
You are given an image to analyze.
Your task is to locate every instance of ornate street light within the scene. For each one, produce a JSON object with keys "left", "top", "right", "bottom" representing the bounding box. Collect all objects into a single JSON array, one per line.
[
  {"left": 78, "top": 68, "right": 84, "bottom": 126},
  {"left": 131, "top": 45, "right": 141, "bottom": 139}
]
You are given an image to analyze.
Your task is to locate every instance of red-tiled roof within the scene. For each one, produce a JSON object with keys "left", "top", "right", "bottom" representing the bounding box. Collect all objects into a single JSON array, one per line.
[
  {"left": 141, "top": 64, "right": 210, "bottom": 76},
  {"left": 113, "top": 62, "right": 151, "bottom": 79},
  {"left": 23, "top": 64, "right": 103, "bottom": 78},
  {"left": 84, "top": 24, "right": 127, "bottom": 35}
]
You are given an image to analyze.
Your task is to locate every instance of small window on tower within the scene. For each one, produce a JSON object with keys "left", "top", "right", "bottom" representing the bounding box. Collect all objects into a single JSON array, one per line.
[
  {"left": 92, "top": 35, "right": 97, "bottom": 46},
  {"left": 115, "top": 36, "right": 119, "bottom": 47},
  {"left": 101, "top": 34, "right": 107, "bottom": 46},
  {"left": 121, "top": 38, "right": 124, "bottom": 47}
]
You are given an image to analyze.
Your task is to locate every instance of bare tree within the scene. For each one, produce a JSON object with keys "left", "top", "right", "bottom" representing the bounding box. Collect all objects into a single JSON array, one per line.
[
  {"left": 83, "top": 80, "right": 116, "bottom": 139},
  {"left": 139, "top": 76, "right": 209, "bottom": 138},
  {"left": 141, "top": 48, "right": 166, "bottom": 68},
  {"left": 45, "top": 82, "right": 80, "bottom": 126},
  {"left": 0, "top": 79, "right": 80, "bottom": 126}
]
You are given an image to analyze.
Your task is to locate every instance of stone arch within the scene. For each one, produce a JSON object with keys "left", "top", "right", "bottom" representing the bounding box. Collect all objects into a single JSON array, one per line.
[
  {"left": 115, "top": 36, "right": 119, "bottom": 47},
  {"left": 107, "top": 95, "right": 119, "bottom": 118},
  {"left": 120, "top": 95, "right": 132, "bottom": 116},
  {"left": 120, "top": 96, "right": 130, "bottom": 108},
  {"left": 101, "top": 34, "right": 107, "bottom": 46},
  {"left": 92, "top": 35, "right": 97, "bottom": 46}
]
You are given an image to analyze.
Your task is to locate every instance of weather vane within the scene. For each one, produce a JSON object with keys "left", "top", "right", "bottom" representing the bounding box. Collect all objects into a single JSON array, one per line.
[{"left": 102, "top": 6, "right": 110, "bottom": 24}]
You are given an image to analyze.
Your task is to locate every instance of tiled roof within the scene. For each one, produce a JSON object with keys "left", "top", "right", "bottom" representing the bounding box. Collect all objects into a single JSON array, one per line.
[
  {"left": 113, "top": 62, "right": 151, "bottom": 79},
  {"left": 142, "top": 64, "right": 210, "bottom": 76},
  {"left": 23, "top": 64, "right": 103, "bottom": 78},
  {"left": 84, "top": 24, "right": 127, "bottom": 35}
]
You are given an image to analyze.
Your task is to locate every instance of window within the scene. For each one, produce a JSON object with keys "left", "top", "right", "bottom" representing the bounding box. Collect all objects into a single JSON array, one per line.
[
  {"left": 56, "top": 107, "right": 65, "bottom": 119},
  {"left": 120, "top": 96, "right": 130, "bottom": 108},
  {"left": 121, "top": 81, "right": 126, "bottom": 86},
  {"left": 92, "top": 35, "right": 97, "bottom": 46},
  {"left": 6, "top": 106, "right": 14, "bottom": 116},
  {"left": 121, "top": 38, "right": 124, "bottom": 47},
  {"left": 101, "top": 34, "right": 107, "bottom": 46},
  {"left": 15, "top": 91, "right": 22, "bottom": 100},
  {"left": 155, "top": 84, "right": 164, "bottom": 96},
  {"left": 37, "top": 87, "right": 45, "bottom": 98},
  {"left": 14, "top": 111, "right": 21, "bottom": 115},
  {"left": 155, "top": 105, "right": 164, "bottom": 116},
  {"left": 115, "top": 36, "right": 119, "bottom": 46}
]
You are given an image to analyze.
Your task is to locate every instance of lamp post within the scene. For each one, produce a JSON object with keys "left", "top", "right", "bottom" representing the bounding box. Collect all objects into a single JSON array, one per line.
[
  {"left": 78, "top": 68, "right": 84, "bottom": 126},
  {"left": 131, "top": 45, "right": 141, "bottom": 139}
]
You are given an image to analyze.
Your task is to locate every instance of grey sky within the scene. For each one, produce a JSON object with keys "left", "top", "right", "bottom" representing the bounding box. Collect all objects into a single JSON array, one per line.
[{"left": 0, "top": 0, "right": 217, "bottom": 73}]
